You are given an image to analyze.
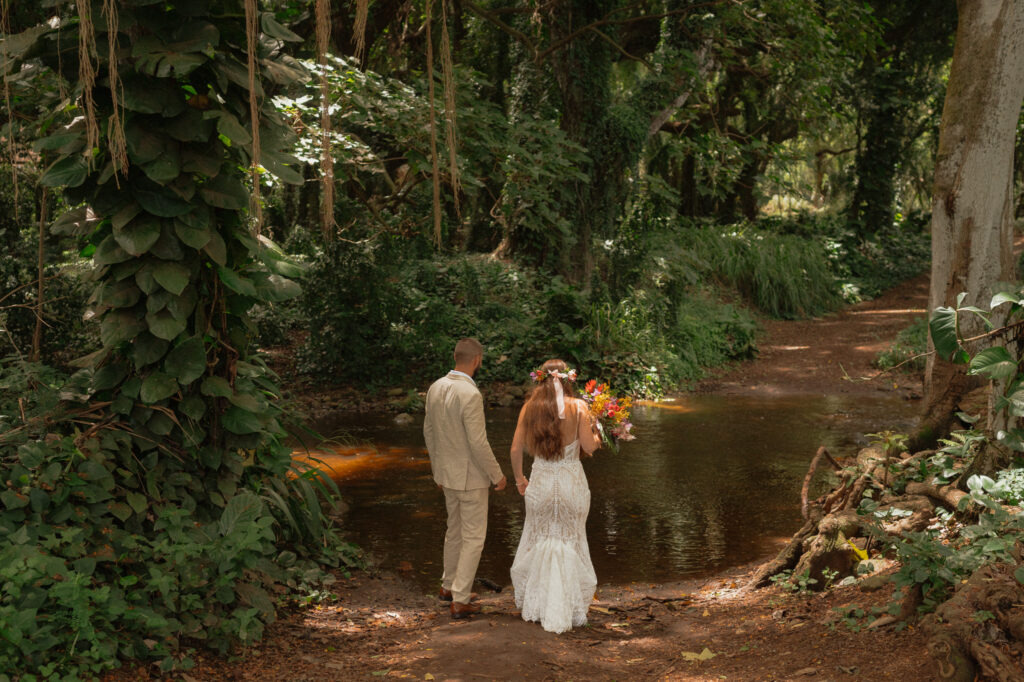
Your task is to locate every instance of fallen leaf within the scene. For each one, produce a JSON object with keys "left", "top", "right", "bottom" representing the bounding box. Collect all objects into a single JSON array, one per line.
[
  {"left": 589, "top": 605, "right": 613, "bottom": 615},
  {"left": 680, "top": 648, "right": 717, "bottom": 662},
  {"left": 702, "top": 609, "right": 710, "bottom": 617},
  {"left": 371, "top": 670, "right": 391, "bottom": 677},
  {"left": 425, "top": 674, "right": 435, "bottom": 680}
]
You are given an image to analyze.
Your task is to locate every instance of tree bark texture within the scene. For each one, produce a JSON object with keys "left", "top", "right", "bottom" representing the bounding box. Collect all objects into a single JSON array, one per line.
[{"left": 920, "top": 0, "right": 1024, "bottom": 447}]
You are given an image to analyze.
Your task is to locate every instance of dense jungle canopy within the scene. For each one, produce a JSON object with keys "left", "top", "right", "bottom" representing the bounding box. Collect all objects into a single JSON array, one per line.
[{"left": 3, "top": 0, "right": 1024, "bottom": 679}]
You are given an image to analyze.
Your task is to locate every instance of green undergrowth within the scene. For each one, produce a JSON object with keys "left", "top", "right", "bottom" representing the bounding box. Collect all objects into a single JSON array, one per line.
[
  {"left": 295, "top": 240, "right": 760, "bottom": 398},
  {"left": 875, "top": 316, "right": 928, "bottom": 373},
  {"left": 0, "top": 359, "right": 361, "bottom": 679}
]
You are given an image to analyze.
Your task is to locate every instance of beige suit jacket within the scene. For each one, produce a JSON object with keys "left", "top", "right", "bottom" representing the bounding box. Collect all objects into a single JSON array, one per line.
[{"left": 423, "top": 372, "right": 503, "bottom": 490}]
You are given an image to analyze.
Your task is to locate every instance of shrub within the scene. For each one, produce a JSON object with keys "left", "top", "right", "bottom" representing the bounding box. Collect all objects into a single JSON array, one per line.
[{"left": 875, "top": 316, "right": 928, "bottom": 373}]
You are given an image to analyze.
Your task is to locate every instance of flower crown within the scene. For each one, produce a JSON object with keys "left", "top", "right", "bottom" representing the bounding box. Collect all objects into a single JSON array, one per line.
[{"left": 529, "top": 367, "right": 577, "bottom": 383}]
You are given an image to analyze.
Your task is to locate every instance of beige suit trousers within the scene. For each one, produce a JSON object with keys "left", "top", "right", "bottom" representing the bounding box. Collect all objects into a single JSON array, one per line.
[{"left": 441, "top": 486, "right": 489, "bottom": 604}]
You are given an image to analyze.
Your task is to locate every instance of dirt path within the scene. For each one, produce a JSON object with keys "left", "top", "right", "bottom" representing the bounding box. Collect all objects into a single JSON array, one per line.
[
  {"left": 158, "top": 560, "right": 932, "bottom": 681},
  {"left": 122, "top": 278, "right": 938, "bottom": 681},
  {"left": 699, "top": 274, "right": 929, "bottom": 398}
]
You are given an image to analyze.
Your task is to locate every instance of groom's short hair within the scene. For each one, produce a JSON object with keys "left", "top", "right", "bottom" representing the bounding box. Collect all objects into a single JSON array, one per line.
[{"left": 454, "top": 337, "right": 483, "bottom": 363}]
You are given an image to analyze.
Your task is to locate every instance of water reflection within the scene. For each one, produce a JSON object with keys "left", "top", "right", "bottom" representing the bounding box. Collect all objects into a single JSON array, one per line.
[{"left": 303, "top": 394, "right": 917, "bottom": 590}]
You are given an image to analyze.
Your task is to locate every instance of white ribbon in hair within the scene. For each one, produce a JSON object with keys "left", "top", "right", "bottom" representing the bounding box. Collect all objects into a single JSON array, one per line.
[{"left": 547, "top": 369, "right": 577, "bottom": 419}]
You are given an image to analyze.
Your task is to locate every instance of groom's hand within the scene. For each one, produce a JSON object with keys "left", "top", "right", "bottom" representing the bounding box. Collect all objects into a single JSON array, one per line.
[{"left": 493, "top": 475, "right": 507, "bottom": 492}]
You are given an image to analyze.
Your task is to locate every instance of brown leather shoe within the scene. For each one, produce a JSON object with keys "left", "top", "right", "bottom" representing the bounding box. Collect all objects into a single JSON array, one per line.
[
  {"left": 439, "top": 588, "right": 478, "bottom": 602},
  {"left": 450, "top": 601, "right": 481, "bottom": 619}
]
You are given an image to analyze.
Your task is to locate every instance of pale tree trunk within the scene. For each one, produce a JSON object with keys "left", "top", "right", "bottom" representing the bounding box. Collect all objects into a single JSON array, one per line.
[{"left": 916, "top": 0, "right": 1024, "bottom": 451}]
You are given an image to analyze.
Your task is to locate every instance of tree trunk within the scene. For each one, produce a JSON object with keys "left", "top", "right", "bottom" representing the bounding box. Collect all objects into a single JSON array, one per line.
[{"left": 916, "top": 0, "right": 1024, "bottom": 449}]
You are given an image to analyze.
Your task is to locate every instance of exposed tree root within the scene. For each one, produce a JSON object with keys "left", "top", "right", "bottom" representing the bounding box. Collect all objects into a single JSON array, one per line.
[
  {"left": 921, "top": 563, "right": 1024, "bottom": 681},
  {"left": 752, "top": 444, "right": 1024, "bottom": 680}
]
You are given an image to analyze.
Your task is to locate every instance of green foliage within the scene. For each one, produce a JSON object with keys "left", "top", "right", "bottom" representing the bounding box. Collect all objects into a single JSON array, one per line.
[
  {"left": 769, "top": 568, "right": 818, "bottom": 594},
  {"left": 875, "top": 316, "right": 928, "bottom": 373},
  {"left": 1, "top": 3, "right": 354, "bottom": 677},
  {"left": 297, "top": 245, "right": 758, "bottom": 397},
  {"left": 862, "top": 480, "right": 1024, "bottom": 613},
  {"left": 684, "top": 224, "right": 841, "bottom": 319},
  {"left": 929, "top": 286, "right": 1024, "bottom": 453},
  {"left": 0, "top": 165, "right": 94, "bottom": 364}
]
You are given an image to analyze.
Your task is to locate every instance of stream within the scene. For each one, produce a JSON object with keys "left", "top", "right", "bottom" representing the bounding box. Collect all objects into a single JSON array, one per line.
[{"left": 298, "top": 394, "right": 918, "bottom": 591}]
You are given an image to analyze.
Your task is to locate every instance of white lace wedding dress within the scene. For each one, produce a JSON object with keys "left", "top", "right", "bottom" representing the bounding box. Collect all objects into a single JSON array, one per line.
[{"left": 510, "top": 439, "right": 597, "bottom": 633}]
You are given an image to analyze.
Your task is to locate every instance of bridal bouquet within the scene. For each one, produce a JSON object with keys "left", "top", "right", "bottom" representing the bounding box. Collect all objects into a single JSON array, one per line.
[{"left": 582, "top": 379, "right": 635, "bottom": 451}]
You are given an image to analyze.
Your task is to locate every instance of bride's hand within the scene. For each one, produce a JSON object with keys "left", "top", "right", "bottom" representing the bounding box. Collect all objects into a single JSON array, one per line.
[{"left": 516, "top": 477, "right": 528, "bottom": 495}]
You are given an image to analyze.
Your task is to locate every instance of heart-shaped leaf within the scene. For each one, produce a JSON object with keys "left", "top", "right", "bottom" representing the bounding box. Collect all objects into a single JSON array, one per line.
[
  {"left": 114, "top": 215, "right": 162, "bottom": 256},
  {"left": 140, "top": 371, "right": 179, "bottom": 403},
  {"left": 929, "top": 306, "right": 960, "bottom": 362},
  {"left": 152, "top": 261, "right": 190, "bottom": 295},
  {"left": 968, "top": 346, "right": 1018, "bottom": 382},
  {"left": 146, "top": 308, "right": 188, "bottom": 341},
  {"left": 40, "top": 155, "right": 88, "bottom": 188},
  {"left": 165, "top": 336, "right": 207, "bottom": 385}
]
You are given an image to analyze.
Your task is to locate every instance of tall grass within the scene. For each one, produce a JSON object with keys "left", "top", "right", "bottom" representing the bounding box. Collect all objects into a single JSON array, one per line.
[{"left": 690, "top": 227, "right": 841, "bottom": 319}]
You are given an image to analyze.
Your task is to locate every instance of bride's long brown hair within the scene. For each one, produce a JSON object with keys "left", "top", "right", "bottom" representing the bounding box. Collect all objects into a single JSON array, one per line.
[{"left": 521, "top": 359, "right": 578, "bottom": 460}]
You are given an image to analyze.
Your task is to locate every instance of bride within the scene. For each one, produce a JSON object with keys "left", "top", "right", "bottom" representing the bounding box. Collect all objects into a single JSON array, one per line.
[{"left": 509, "top": 359, "right": 601, "bottom": 633}]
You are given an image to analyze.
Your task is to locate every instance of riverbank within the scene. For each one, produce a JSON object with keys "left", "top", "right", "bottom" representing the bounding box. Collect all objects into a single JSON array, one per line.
[
  {"left": 103, "top": 276, "right": 940, "bottom": 681},
  {"left": 112, "top": 559, "right": 932, "bottom": 681}
]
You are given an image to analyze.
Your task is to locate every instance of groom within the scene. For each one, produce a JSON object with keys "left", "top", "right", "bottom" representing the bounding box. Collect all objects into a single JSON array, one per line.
[{"left": 423, "top": 337, "right": 507, "bottom": 619}]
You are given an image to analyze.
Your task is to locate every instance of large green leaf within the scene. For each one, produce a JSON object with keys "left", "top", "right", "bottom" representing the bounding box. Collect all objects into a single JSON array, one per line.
[
  {"left": 125, "top": 121, "right": 166, "bottom": 164},
  {"left": 218, "top": 266, "right": 258, "bottom": 297},
  {"left": 929, "top": 306, "right": 961, "bottom": 362},
  {"left": 200, "top": 174, "right": 249, "bottom": 210},
  {"left": 131, "top": 332, "right": 170, "bottom": 367},
  {"left": 222, "top": 406, "right": 263, "bottom": 434},
  {"left": 261, "top": 13, "right": 303, "bottom": 42},
  {"left": 140, "top": 372, "right": 179, "bottom": 403},
  {"left": 136, "top": 48, "right": 208, "bottom": 78},
  {"left": 968, "top": 346, "right": 1019, "bottom": 382},
  {"left": 165, "top": 109, "right": 215, "bottom": 142},
  {"left": 253, "top": 272, "right": 301, "bottom": 302},
  {"left": 181, "top": 146, "right": 223, "bottom": 176},
  {"left": 134, "top": 186, "right": 192, "bottom": 217},
  {"left": 111, "top": 202, "right": 142, "bottom": 231},
  {"left": 174, "top": 220, "right": 212, "bottom": 249},
  {"left": 101, "top": 311, "right": 145, "bottom": 347},
  {"left": 204, "top": 233, "right": 227, "bottom": 265},
  {"left": 259, "top": 148, "right": 304, "bottom": 185},
  {"left": 120, "top": 76, "right": 186, "bottom": 116},
  {"left": 92, "top": 362, "right": 128, "bottom": 391},
  {"left": 990, "top": 291, "right": 1024, "bottom": 309},
  {"left": 200, "top": 375, "right": 233, "bottom": 398},
  {"left": 146, "top": 308, "right": 188, "bottom": 341},
  {"left": 165, "top": 336, "right": 207, "bottom": 385},
  {"left": 114, "top": 215, "right": 162, "bottom": 256},
  {"left": 97, "top": 280, "right": 142, "bottom": 308},
  {"left": 40, "top": 156, "right": 88, "bottom": 188},
  {"left": 142, "top": 147, "right": 181, "bottom": 185},
  {"left": 150, "top": 225, "right": 185, "bottom": 260},
  {"left": 219, "top": 492, "right": 263, "bottom": 536},
  {"left": 214, "top": 112, "right": 252, "bottom": 146},
  {"left": 51, "top": 206, "right": 99, "bottom": 236},
  {"left": 179, "top": 395, "right": 207, "bottom": 421},
  {"left": 152, "top": 261, "right": 191, "bottom": 296}
]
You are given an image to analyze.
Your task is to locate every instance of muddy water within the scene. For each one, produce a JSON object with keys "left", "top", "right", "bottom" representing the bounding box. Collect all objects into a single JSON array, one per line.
[{"left": 300, "top": 394, "right": 917, "bottom": 591}]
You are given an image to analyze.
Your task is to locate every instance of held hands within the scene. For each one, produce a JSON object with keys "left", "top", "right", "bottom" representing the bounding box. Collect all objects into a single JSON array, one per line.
[{"left": 494, "top": 475, "right": 507, "bottom": 492}]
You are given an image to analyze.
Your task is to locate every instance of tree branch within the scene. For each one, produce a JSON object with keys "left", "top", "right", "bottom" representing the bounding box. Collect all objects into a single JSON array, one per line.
[
  {"left": 587, "top": 26, "right": 652, "bottom": 67},
  {"left": 647, "top": 41, "right": 714, "bottom": 139},
  {"left": 461, "top": 0, "right": 537, "bottom": 57}
]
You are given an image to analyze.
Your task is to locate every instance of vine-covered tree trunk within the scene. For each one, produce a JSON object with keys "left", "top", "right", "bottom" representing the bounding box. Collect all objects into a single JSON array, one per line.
[{"left": 917, "top": 0, "right": 1024, "bottom": 450}]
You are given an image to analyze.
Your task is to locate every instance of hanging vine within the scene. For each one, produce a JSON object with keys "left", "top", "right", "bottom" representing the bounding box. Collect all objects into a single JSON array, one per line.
[{"left": 316, "top": 0, "right": 335, "bottom": 234}]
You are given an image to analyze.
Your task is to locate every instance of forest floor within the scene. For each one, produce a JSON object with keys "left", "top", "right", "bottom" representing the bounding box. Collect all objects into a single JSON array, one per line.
[{"left": 114, "top": 276, "right": 939, "bottom": 682}]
